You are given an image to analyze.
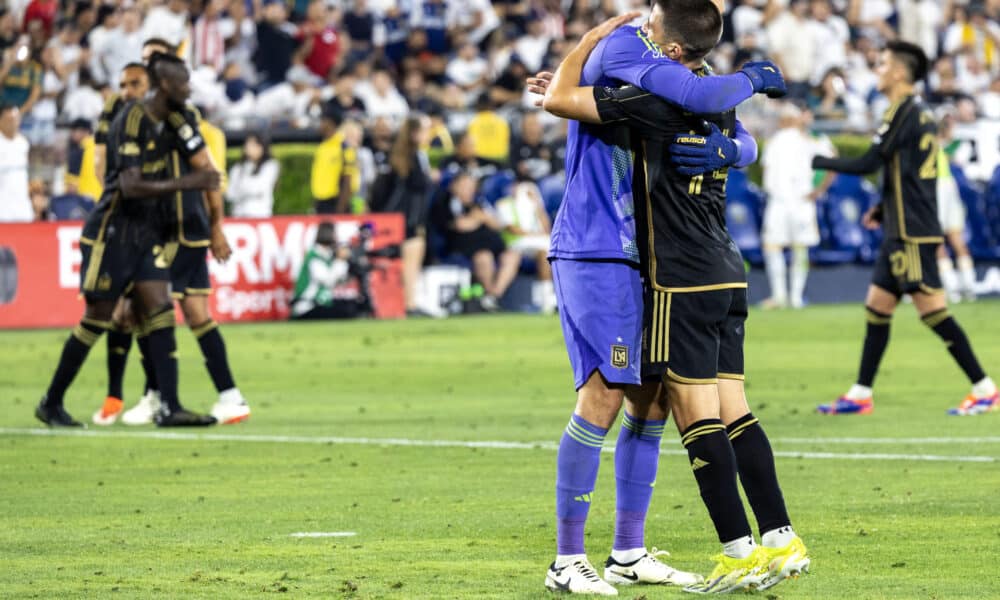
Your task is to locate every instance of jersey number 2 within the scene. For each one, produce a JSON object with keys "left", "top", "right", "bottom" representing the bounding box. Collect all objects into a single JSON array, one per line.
[{"left": 919, "top": 133, "right": 938, "bottom": 180}]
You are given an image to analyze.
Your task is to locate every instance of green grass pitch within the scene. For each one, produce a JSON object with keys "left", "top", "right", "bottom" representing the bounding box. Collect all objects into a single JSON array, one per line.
[{"left": 2, "top": 303, "right": 999, "bottom": 599}]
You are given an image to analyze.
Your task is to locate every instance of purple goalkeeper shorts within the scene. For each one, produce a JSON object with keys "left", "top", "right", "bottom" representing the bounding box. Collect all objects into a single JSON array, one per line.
[{"left": 551, "top": 258, "right": 643, "bottom": 390}]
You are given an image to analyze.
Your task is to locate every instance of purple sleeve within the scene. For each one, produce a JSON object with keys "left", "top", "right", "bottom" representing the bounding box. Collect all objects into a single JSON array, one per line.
[
  {"left": 600, "top": 29, "right": 754, "bottom": 113},
  {"left": 733, "top": 119, "right": 757, "bottom": 168}
]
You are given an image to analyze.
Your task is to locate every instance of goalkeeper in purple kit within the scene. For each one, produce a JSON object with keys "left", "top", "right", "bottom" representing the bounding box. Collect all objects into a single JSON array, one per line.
[{"left": 529, "top": 1, "right": 788, "bottom": 595}]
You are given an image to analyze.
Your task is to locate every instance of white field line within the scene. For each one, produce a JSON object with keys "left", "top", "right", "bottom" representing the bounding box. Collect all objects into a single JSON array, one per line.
[
  {"left": 0, "top": 427, "right": 996, "bottom": 463},
  {"left": 289, "top": 532, "right": 356, "bottom": 538}
]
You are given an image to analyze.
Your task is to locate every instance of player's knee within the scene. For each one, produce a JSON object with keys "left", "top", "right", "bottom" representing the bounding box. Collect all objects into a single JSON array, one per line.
[{"left": 142, "top": 304, "right": 176, "bottom": 333}]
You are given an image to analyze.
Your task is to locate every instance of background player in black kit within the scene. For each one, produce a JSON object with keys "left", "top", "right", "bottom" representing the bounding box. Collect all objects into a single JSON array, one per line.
[
  {"left": 810, "top": 41, "right": 998, "bottom": 417},
  {"left": 535, "top": 1, "right": 807, "bottom": 592},
  {"left": 36, "top": 53, "right": 220, "bottom": 428}
]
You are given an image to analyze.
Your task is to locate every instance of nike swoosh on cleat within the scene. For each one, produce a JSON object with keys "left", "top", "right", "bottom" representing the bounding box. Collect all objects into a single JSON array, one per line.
[
  {"left": 550, "top": 575, "right": 571, "bottom": 592},
  {"left": 610, "top": 569, "right": 639, "bottom": 582}
]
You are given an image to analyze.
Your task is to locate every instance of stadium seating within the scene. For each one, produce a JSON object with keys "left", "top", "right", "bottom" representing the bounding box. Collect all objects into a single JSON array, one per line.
[
  {"left": 813, "top": 175, "right": 880, "bottom": 265},
  {"left": 955, "top": 164, "right": 1000, "bottom": 259},
  {"left": 725, "top": 169, "right": 765, "bottom": 264}
]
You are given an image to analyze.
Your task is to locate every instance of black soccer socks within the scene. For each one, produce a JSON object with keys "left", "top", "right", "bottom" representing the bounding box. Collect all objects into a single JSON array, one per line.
[
  {"left": 143, "top": 307, "right": 181, "bottom": 413},
  {"left": 681, "top": 419, "right": 752, "bottom": 544},
  {"left": 857, "top": 306, "right": 892, "bottom": 387},
  {"left": 192, "top": 320, "right": 236, "bottom": 393},
  {"left": 923, "top": 310, "right": 987, "bottom": 384},
  {"left": 105, "top": 328, "right": 133, "bottom": 399},
  {"left": 45, "top": 317, "right": 111, "bottom": 408},
  {"left": 727, "top": 413, "right": 792, "bottom": 536}
]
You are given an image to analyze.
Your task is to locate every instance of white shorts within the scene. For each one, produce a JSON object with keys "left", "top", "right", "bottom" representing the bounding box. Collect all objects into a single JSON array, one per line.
[
  {"left": 937, "top": 175, "right": 966, "bottom": 233},
  {"left": 762, "top": 199, "right": 820, "bottom": 247}
]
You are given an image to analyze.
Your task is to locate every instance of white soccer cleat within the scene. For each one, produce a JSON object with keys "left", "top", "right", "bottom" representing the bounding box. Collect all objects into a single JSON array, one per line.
[
  {"left": 604, "top": 548, "right": 703, "bottom": 587},
  {"left": 121, "top": 390, "right": 161, "bottom": 426},
  {"left": 210, "top": 388, "right": 250, "bottom": 425},
  {"left": 545, "top": 558, "right": 619, "bottom": 595}
]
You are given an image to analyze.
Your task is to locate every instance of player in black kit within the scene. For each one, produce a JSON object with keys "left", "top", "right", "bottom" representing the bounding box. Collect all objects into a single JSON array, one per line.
[
  {"left": 535, "top": 2, "right": 807, "bottom": 592},
  {"left": 36, "top": 53, "right": 219, "bottom": 428},
  {"left": 810, "top": 41, "right": 998, "bottom": 416}
]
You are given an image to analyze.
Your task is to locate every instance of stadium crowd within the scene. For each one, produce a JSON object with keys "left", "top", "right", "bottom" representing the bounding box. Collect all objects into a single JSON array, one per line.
[{"left": 1, "top": 0, "right": 999, "bottom": 308}]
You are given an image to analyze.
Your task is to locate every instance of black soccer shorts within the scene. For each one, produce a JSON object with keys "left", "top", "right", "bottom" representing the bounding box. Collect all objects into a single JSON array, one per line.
[
  {"left": 871, "top": 240, "right": 943, "bottom": 298},
  {"left": 641, "top": 286, "right": 747, "bottom": 384},
  {"left": 80, "top": 238, "right": 173, "bottom": 301},
  {"left": 170, "top": 245, "right": 212, "bottom": 299}
]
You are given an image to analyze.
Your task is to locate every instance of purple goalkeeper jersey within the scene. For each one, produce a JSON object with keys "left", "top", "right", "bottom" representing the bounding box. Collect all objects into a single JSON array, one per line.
[{"left": 549, "top": 25, "right": 756, "bottom": 263}]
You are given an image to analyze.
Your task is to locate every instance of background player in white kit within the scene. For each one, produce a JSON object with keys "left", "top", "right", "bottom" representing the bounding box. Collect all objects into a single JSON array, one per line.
[
  {"left": 934, "top": 115, "right": 977, "bottom": 303},
  {"left": 760, "top": 104, "right": 835, "bottom": 309}
]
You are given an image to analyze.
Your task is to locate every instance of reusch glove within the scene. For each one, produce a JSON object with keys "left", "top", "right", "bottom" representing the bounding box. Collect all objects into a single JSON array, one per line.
[
  {"left": 740, "top": 60, "right": 787, "bottom": 98},
  {"left": 670, "top": 123, "right": 738, "bottom": 176}
]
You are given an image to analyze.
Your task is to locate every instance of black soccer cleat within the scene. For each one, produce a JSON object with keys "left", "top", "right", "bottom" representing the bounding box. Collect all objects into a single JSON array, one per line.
[
  {"left": 154, "top": 408, "right": 217, "bottom": 428},
  {"left": 35, "top": 399, "right": 84, "bottom": 428}
]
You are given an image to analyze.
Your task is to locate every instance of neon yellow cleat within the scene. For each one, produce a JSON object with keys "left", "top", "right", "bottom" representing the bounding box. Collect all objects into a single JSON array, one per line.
[
  {"left": 758, "top": 537, "right": 810, "bottom": 591},
  {"left": 682, "top": 547, "right": 768, "bottom": 594}
]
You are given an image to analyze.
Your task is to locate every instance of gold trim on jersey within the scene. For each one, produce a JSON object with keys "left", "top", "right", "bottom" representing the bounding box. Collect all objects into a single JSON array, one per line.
[
  {"left": 172, "top": 150, "right": 212, "bottom": 248},
  {"left": 717, "top": 372, "right": 745, "bottom": 381},
  {"left": 79, "top": 236, "right": 95, "bottom": 246},
  {"left": 666, "top": 368, "right": 718, "bottom": 385},
  {"left": 891, "top": 144, "right": 943, "bottom": 244},
  {"left": 648, "top": 290, "right": 672, "bottom": 364},
  {"left": 918, "top": 283, "right": 944, "bottom": 295}
]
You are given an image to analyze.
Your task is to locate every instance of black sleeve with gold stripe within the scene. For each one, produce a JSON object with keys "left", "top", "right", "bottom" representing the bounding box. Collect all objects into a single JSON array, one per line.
[
  {"left": 95, "top": 94, "right": 124, "bottom": 146},
  {"left": 166, "top": 106, "right": 207, "bottom": 160}
]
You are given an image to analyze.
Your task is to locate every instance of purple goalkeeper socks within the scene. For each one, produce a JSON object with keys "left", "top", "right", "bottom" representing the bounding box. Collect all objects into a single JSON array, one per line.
[
  {"left": 556, "top": 414, "right": 608, "bottom": 556},
  {"left": 613, "top": 412, "right": 665, "bottom": 551}
]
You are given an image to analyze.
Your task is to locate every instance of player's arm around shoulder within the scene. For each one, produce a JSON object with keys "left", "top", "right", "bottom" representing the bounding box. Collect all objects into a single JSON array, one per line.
[{"left": 537, "top": 12, "right": 640, "bottom": 123}]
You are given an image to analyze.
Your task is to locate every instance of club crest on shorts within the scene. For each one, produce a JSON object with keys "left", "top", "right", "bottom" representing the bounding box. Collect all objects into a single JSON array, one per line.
[{"left": 611, "top": 344, "right": 629, "bottom": 369}]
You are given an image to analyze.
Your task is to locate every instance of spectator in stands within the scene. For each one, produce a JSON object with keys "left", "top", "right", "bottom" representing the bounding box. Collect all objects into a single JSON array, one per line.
[
  {"left": 86, "top": 5, "right": 118, "bottom": 85},
  {"left": 356, "top": 65, "right": 408, "bottom": 124},
  {"left": 511, "top": 110, "right": 553, "bottom": 181},
  {"left": 490, "top": 56, "right": 528, "bottom": 106},
  {"left": 0, "top": 9, "right": 17, "bottom": 53},
  {"left": 369, "top": 114, "right": 433, "bottom": 315},
  {"left": 324, "top": 68, "right": 366, "bottom": 125},
  {"left": 0, "top": 39, "right": 41, "bottom": 115},
  {"left": 495, "top": 181, "right": 556, "bottom": 313},
  {"left": 192, "top": 0, "right": 227, "bottom": 72},
  {"left": 514, "top": 16, "right": 551, "bottom": 73},
  {"left": 808, "top": 67, "right": 863, "bottom": 127},
  {"left": 290, "top": 221, "right": 359, "bottom": 320},
  {"left": 761, "top": 103, "right": 835, "bottom": 309},
  {"left": 61, "top": 67, "right": 101, "bottom": 122},
  {"left": 807, "top": 0, "right": 849, "bottom": 85},
  {"left": 100, "top": 6, "right": 144, "bottom": 84},
  {"left": 373, "top": 5, "right": 409, "bottom": 66},
  {"left": 450, "top": 0, "right": 500, "bottom": 47},
  {"left": 255, "top": 64, "right": 321, "bottom": 124},
  {"left": 767, "top": 0, "right": 815, "bottom": 98},
  {"left": 64, "top": 118, "right": 101, "bottom": 201},
  {"left": 142, "top": 0, "right": 190, "bottom": 48},
  {"left": 446, "top": 41, "right": 489, "bottom": 106},
  {"left": 0, "top": 104, "right": 32, "bottom": 222},
  {"left": 219, "top": 0, "right": 257, "bottom": 87},
  {"left": 312, "top": 113, "right": 361, "bottom": 214},
  {"left": 401, "top": 69, "right": 438, "bottom": 114},
  {"left": 410, "top": 0, "right": 450, "bottom": 56},
  {"left": 401, "top": 28, "right": 447, "bottom": 81},
  {"left": 29, "top": 180, "right": 51, "bottom": 221},
  {"left": 254, "top": 0, "right": 298, "bottom": 89},
  {"left": 897, "top": 0, "right": 944, "bottom": 61},
  {"left": 441, "top": 130, "right": 496, "bottom": 180},
  {"left": 343, "top": 0, "right": 374, "bottom": 65},
  {"left": 297, "top": 0, "right": 342, "bottom": 80},
  {"left": 227, "top": 132, "right": 280, "bottom": 218},
  {"left": 432, "top": 171, "right": 520, "bottom": 311},
  {"left": 467, "top": 93, "right": 510, "bottom": 166},
  {"left": 22, "top": 0, "right": 58, "bottom": 37}
]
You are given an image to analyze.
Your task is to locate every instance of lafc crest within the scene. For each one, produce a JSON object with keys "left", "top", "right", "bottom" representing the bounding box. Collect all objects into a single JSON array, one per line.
[{"left": 611, "top": 344, "right": 629, "bottom": 369}]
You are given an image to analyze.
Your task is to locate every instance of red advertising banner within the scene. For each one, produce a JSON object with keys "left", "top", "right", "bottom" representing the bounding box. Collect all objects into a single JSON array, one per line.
[{"left": 0, "top": 214, "right": 405, "bottom": 329}]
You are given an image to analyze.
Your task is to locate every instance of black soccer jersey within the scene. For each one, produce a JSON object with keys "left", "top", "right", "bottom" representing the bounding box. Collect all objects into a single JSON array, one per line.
[
  {"left": 94, "top": 93, "right": 125, "bottom": 147},
  {"left": 593, "top": 84, "right": 746, "bottom": 291},
  {"left": 82, "top": 101, "right": 176, "bottom": 245},
  {"left": 814, "top": 94, "right": 942, "bottom": 243},
  {"left": 163, "top": 106, "right": 210, "bottom": 246}
]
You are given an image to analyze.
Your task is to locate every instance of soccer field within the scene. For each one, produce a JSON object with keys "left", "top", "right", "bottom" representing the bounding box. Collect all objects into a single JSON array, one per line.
[{"left": 2, "top": 304, "right": 999, "bottom": 599}]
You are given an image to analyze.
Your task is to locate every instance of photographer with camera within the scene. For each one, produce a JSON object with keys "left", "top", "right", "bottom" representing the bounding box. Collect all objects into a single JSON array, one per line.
[{"left": 290, "top": 221, "right": 372, "bottom": 320}]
